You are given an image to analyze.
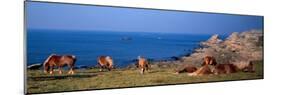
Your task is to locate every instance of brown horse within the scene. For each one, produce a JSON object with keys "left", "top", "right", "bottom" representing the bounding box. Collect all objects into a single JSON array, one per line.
[
  {"left": 202, "top": 56, "right": 217, "bottom": 66},
  {"left": 188, "top": 56, "right": 217, "bottom": 76},
  {"left": 212, "top": 64, "right": 238, "bottom": 75},
  {"left": 207, "top": 62, "right": 254, "bottom": 75},
  {"left": 97, "top": 56, "right": 114, "bottom": 71},
  {"left": 43, "top": 54, "right": 76, "bottom": 74},
  {"left": 233, "top": 61, "right": 255, "bottom": 72},
  {"left": 137, "top": 56, "right": 149, "bottom": 74},
  {"left": 175, "top": 65, "right": 197, "bottom": 74},
  {"left": 188, "top": 65, "right": 213, "bottom": 76}
]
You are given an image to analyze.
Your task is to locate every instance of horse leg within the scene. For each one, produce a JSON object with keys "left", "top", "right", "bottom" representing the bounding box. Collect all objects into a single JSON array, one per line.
[
  {"left": 49, "top": 66, "right": 54, "bottom": 74},
  {"left": 71, "top": 66, "right": 75, "bottom": 74},
  {"left": 140, "top": 68, "right": 144, "bottom": 74},
  {"left": 67, "top": 64, "right": 75, "bottom": 75},
  {"left": 69, "top": 68, "right": 74, "bottom": 75},
  {"left": 107, "top": 66, "right": 111, "bottom": 71},
  {"left": 99, "top": 65, "right": 104, "bottom": 72},
  {"left": 44, "top": 66, "right": 49, "bottom": 74},
  {"left": 68, "top": 67, "right": 73, "bottom": 75},
  {"left": 68, "top": 69, "right": 73, "bottom": 74},
  {"left": 58, "top": 66, "right": 62, "bottom": 74},
  {"left": 44, "top": 70, "right": 48, "bottom": 74},
  {"left": 145, "top": 64, "right": 149, "bottom": 72}
]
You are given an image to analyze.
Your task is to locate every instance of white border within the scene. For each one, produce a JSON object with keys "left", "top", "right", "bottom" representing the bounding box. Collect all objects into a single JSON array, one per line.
[{"left": 1, "top": 0, "right": 281, "bottom": 95}]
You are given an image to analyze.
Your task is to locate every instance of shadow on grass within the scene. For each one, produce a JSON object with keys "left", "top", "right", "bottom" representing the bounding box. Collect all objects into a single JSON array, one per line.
[{"left": 28, "top": 74, "right": 98, "bottom": 81}]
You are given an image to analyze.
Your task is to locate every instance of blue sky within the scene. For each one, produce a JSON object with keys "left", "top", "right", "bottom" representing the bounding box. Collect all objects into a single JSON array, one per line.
[{"left": 26, "top": 2, "right": 263, "bottom": 35}]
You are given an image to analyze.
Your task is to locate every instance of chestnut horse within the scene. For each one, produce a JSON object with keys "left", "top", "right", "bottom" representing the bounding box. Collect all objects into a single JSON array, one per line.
[
  {"left": 43, "top": 54, "right": 76, "bottom": 74},
  {"left": 175, "top": 65, "right": 197, "bottom": 74},
  {"left": 97, "top": 56, "right": 114, "bottom": 71},
  {"left": 137, "top": 56, "right": 149, "bottom": 74},
  {"left": 233, "top": 61, "right": 255, "bottom": 72},
  {"left": 188, "top": 56, "right": 217, "bottom": 76},
  {"left": 212, "top": 64, "right": 238, "bottom": 75},
  {"left": 188, "top": 65, "right": 213, "bottom": 76}
]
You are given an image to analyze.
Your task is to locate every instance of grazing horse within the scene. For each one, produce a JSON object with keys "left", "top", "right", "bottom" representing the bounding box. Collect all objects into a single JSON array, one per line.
[
  {"left": 43, "top": 54, "right": 76, "bottom": 75},
  {"left": 97, "top": 56, "right": 114, "bottom": 71},
  {"left": 202, "top": 56, "right": 217, "bottom": 66},
  {"left": 137, "top": 56, "right": 149, "bottom": 74}
]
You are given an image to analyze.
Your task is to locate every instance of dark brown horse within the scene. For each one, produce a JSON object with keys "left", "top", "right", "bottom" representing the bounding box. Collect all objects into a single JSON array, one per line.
[
  {"left": 97, "top": 56, "right": 114, "bottom": 71},
  {"left": 43, "top": 54, "right": 76, "bottom": 74}
]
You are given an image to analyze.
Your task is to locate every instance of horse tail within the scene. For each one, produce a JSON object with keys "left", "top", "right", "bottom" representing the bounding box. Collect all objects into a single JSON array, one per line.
[
  {"left": 71, "top": 55, "right": 77, "bottom": 68},
  {"left": 106, "top": 56, "right": 113, "bottom": 64},
  {"left": 106, "top": 56, "right": 114, "bottom": 69}
]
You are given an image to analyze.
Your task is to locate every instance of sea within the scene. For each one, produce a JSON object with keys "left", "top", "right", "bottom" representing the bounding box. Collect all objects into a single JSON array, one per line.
[{"left": 27, "top": 29, "right": 213, "bottom": 67}]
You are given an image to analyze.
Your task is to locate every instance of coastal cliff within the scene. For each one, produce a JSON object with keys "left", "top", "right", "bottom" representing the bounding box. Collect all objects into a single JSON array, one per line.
[
  {"left": 125, "top": 30, "right": 263, "bottom": 69},
  {"left": 180, "top": 29, "right": 263, "bottom": 66}
]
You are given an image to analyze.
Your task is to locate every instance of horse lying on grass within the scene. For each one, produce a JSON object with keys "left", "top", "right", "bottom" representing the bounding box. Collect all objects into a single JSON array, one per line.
[
  {"left": 187, "top": 65, "right": 213, "bottom": 76},
  {"left": 175, "top": 64, "right": 197, "bottom": 74},
  {"left": 43, "top": 54, "right": 76, "bottom": 75},
  {"left": 176, "top": 56, "right": 255, "bottom": 76},
  {"left": 187, "top": 63, "right": 255, "bottom": 76}
]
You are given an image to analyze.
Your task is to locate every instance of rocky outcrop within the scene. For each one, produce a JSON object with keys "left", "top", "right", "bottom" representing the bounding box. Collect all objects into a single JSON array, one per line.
[
  {"left": 201, "top": 34, "right": 222, "bottom": 46},
  {"left": 181, "top": 30, "right": 263, "bottom": 66}
]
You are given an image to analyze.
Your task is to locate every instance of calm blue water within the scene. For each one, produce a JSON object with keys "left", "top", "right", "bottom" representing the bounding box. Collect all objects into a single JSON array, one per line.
[{"left": 27, "top": 29, "right": 212, "bottom": 67}]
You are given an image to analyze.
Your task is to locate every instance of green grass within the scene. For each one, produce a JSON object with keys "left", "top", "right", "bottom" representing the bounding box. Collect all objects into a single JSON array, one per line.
[{"left": 26, "top": 62, "right": 263, "bottom": 94}]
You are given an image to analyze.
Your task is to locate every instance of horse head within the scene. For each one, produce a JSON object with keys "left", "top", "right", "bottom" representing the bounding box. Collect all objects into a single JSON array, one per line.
[
  {"left": 43, "top": 54, "right": 56, "bottom": 73},
  {"left": 202, "top": 56, "right": 217, "bottom": 66}
]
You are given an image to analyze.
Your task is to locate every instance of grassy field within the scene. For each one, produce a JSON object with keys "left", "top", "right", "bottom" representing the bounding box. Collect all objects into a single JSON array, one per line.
[{"left": 26, "top": 62, "right": 263, "bottom": 94}]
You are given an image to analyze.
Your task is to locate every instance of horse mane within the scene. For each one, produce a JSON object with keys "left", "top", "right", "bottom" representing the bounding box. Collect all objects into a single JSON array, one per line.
[
  {"left": 43, "top": 54, "right": 55, "bottom": 64},
  {"left": 43, "top": 54, "right": 56, "bottom": 71}
]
